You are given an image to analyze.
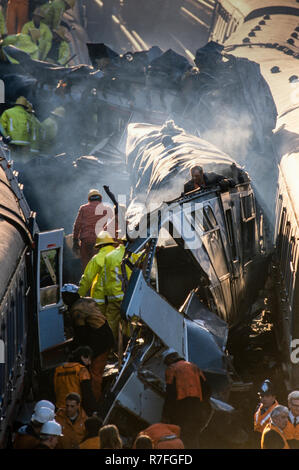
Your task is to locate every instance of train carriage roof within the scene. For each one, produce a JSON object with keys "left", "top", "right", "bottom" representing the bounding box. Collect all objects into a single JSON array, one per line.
[{"left": 0, "top": 166, "right": 27, "bottom": 304}]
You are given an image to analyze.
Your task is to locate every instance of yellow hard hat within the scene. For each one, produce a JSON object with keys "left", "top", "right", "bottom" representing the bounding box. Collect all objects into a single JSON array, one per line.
[
  {"left": 94, "top": 231, "right": 115, "bottom": 248},
  {"left": 51, "top": 106, "right": 65, "bottom": 119},
  {"left": 33, "top": 7, "right": 46, "bottom": 18},
  {"left": 88, "top": 188, "right": 101, "bottom": 199},
  {"left": 15, "top": 96, "right": 29, "bottom": 107},
  {"left": 65, "top": 0, "right": 76, "bottom": 8}
]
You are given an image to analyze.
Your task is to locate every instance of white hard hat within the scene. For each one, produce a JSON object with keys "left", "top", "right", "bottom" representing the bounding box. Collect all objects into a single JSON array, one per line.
[
  {"left": 31, "top": 407, "right": 55, "bottom": 424},
  {"left": 34, "top": 400, "right": 55, "bottom": 413},
  {"left": 61, "top": 283, "right": 79, "bottom": 294},
  {"left": 161, "top": 348, "right": 177, "bottom": 362},
  {"left": 40, "top": 420, "right": 63, "bottom": 437}
]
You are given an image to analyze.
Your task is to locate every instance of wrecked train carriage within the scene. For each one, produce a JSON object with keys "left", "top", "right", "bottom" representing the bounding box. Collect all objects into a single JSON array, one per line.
[
  {"left": 210, "top": 0, "right": 299, "bottom": 392},
  {"left": 102, "top": 123, "right": 270, "bottom": 436}
]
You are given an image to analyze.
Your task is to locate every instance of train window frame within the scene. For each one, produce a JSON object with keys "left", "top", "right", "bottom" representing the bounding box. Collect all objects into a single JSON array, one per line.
[
  {"left": 39, "top": 247, "right": 61, "bottom": 309},
  {"left": 240, "top": 194, "right": 256, "bottom": 222},
  {"left": 225, "top": 208, "right": 238, "bottom": 261}
]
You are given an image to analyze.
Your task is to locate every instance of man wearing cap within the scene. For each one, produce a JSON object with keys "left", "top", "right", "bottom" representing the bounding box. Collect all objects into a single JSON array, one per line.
[
  {"left": 161, "top": 349, "right": 208, "bottom": 449},
  {"left": 40, "top": 106, "right": 65, "bottom": 155},
  {"left": 41, "top": 0, "right": 75, "bottom": 32},
  {"left": 46, "top": 26, "right": 70, "bottom": 66},
  {"left": 72, "top": 189, "right": 112, "bottom": 270},
  {"left": 284, "top": 390, "right": 299, "bottom": 448},
  {"left": 61, "top": 284, "right": 114, "bottom": 400},
  {"left": 0, "top": 96, "right": 31, "bottom": 161},
  {"left": 254, "top": 379, "right": 279, "bottom": 440},
  {"left": 13, "top": 406, "right": 55, "bottom": 449},
  {"left": 78, "top": 231, "right": 118, "bottom": 315},
  {"left": 35, "top": 420, "right": 63, "bottom": 449},
  {"left": 21, "top": 7, "right": 52, "bottom": 60}
]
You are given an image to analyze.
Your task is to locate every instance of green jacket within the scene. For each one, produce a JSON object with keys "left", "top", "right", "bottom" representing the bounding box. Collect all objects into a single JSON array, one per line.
[
  {"left": 78, "top": 245, "right": 116, "bottom": 302},
  {"left": 0, "top": 105, "right": 31, "bottom": 146},
  {"left": 41, "top": 0, "right": 67, "bottom": 31},
  {"left": 28, "top": 113, "right": 42, "bottom": 153},
  {"left": 21, "top": 21, "right": 53, "bottom": 61},
  {"left": 3, "top": 34, "right": 39, "bottom": 63}
]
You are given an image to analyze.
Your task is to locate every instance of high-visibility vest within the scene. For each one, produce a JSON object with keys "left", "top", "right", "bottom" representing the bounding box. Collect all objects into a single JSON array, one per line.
[
  {"left": 54, "top": 362, "right": 90, "bottom": 409},
  {"left": 284, "top": 415, "right": 299, "bottom": 440},
  {"left": 104, "top": 245, "right": 139, "bottom": 301},
  {"left": 0, "top": 105, "right": 31, "bottom": 145},
  {"left": 261, "top": 422, "right": 289, "bottom": 449},
  {"left": 254, "top": 400, "right": 279, "bottom": 433},
  {"left": 165, "top": 360, "right": 206, "bottom": 401},
  {"left": 78, "top": 245, "right": 115, "bottom": 302},
  {"left": 21, "top": 20, "right": 53, "bottom": 60},
  {"left": 41, "top": 0, "right": 67, "bottom": 31},
  {"left": 28, "top": 112, "right": 42, "bottom": 153}
]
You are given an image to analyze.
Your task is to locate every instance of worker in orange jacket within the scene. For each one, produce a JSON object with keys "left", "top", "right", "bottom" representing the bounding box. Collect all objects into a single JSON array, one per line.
[
  {"left": 55, "top": 392, "right": 87, "bottom": 449},
  {"left": 261, "top": 405, "right": 290, "bottom": 449},
  {"left": 253, "top": 379, "right": 279, "bottom": 446},
  {"left": 53, "top": 346, "right": 98, "bottom": 416},
  {"left": 161, "top": 348, "right": 209, "bottom": 449},
  {"left": 6, "top": 0, "right": 29, "bottom": 34},
  {"left": 133, "top": 423, "right": 185, "bottom": 449},
  {"left": 79, "top": 415, "right": 102, "bottom": 449},
  {"left": 284, "top": 390, "right": 299, "bottom": 448}
]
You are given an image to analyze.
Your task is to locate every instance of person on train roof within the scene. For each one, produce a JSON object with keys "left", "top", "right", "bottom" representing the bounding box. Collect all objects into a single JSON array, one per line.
[{"left": 183, "top": 165, "right": 236, "bottom": 194}]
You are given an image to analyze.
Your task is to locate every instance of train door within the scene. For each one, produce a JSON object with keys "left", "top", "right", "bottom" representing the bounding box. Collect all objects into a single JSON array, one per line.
[{"left": 35, "top": 229, "right": 64, "bottom": 367}]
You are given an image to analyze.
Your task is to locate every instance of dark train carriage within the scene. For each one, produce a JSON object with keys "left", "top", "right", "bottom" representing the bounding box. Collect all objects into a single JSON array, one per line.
[{"left": 0, "top": 150, "right": 65, "bottom": 447}]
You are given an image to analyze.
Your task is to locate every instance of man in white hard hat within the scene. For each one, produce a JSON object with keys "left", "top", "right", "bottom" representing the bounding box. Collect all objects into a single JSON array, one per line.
[
  {"left": 13, "top": 407, "right": 55, "bottom": 449},
  {"left": 72, "top": 189, "right": 113, "bottom": 270},
  {"left": 35, "top": 420, "right": 63, "bottom": 449},
  {"left": 34, "top": 399, "right": 56, "bottom": 414}
]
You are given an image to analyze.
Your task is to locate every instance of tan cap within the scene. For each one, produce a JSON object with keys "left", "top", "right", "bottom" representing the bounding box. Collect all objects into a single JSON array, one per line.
[
  {"left": 33, "top": 7, "right": 46, "bottom": 18},
  {"left": 88, "top": 189, "right": 101, "bottom": 199},
  {"left": 51, "top": 106, "right": 65, "bottom": 119}
]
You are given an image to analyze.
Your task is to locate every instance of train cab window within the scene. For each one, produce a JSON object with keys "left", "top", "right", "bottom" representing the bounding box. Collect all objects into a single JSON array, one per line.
[
  {"left": 225, "top": 209, "right": 237, "bottom": 260},
  {"left": 203, "top": 206, "right": 218, "bottom": 229},
  {"left": 39, "top": 249, "right": 60, "bottom": 307},
  {"left": 240, "top": 194, "right": 255, "bottom": 221}
]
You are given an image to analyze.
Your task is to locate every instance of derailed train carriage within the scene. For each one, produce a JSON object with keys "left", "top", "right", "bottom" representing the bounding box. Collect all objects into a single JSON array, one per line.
[
  {"left": 101, "top": 122, "right": 271, "bottom": 438},
  {"left": 0, "top": 146, "right": 67, "bottom": 447},
  {"left": 209, "top": 0, "right": 299, "bottom": 390}
]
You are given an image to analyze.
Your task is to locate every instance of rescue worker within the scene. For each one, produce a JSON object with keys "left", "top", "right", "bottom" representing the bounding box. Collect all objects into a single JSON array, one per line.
[
  {"left": 261, "top": 405, "right": 290, "bottom": 449},
  {"left": 6, "top": 0, "right": 29, "bottom": 34},
  {"left": 41, "top": 0, "right": 75, "bottom": 32},
  {"left": 46, "top": 26, "right": 70, "bottom": 66},
  {"left": 104, "top": 239, "right": 138, "bottom": 342},
  {"left": 21, "top": 7, "right": 52, "bottom": 61},
  {"left": 161, "top": 348, "right": 208, "bottom": 449},
  {"left": 2, "top": 32, "right": 39, "bottom": 61},
  {"left": 40, "top": 106, "right": 65, "bottom": 155},
  {"left": 78, "top": 231, "right": 118, "bottom": 315},
  {"left": 13, "top": 406, "right": 55, "bottom": 449},
  {"left": 34, "top": 400, "right": 56, "bottom": 414},
  {"left": 254, "top": 379, "right": 279, "bottom": 436},
  {"left": 0, "top": 96, "right": 31, "bottom": 162},
  {"left": 0, "top": 1, "right": 7, "bottom": 38},
  {"left": 61, "top": 283, "right": 114, "bottom": 401},
  {"left": 55, "top": 392, "right": 87, "bottom": 449},
  {"left": 72, "top": 189, "right": 112, "bottom": 270},
  {"left": 183, "top": 165, "right": 236, "bottom": 194},
  {"left": 26, "top": 100, "right": 42, "bottom": 155},
  {"left": 53, "top": 345, "right": 98, "bottom": 415},
  {"left": 133, "top": 423, "right": 184, "bottom": 449},
  {"left": 35, "top": 420, "right": 63, "bottom": 449},
  {"left": 284, "top": 390, "right": 299, "bottom": 448},
  {"left": 134, "top": 435, "right": 153, "bottom": 449},
  {"left": 79, "top": 415, "right": 102, "bottom": 449}
]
